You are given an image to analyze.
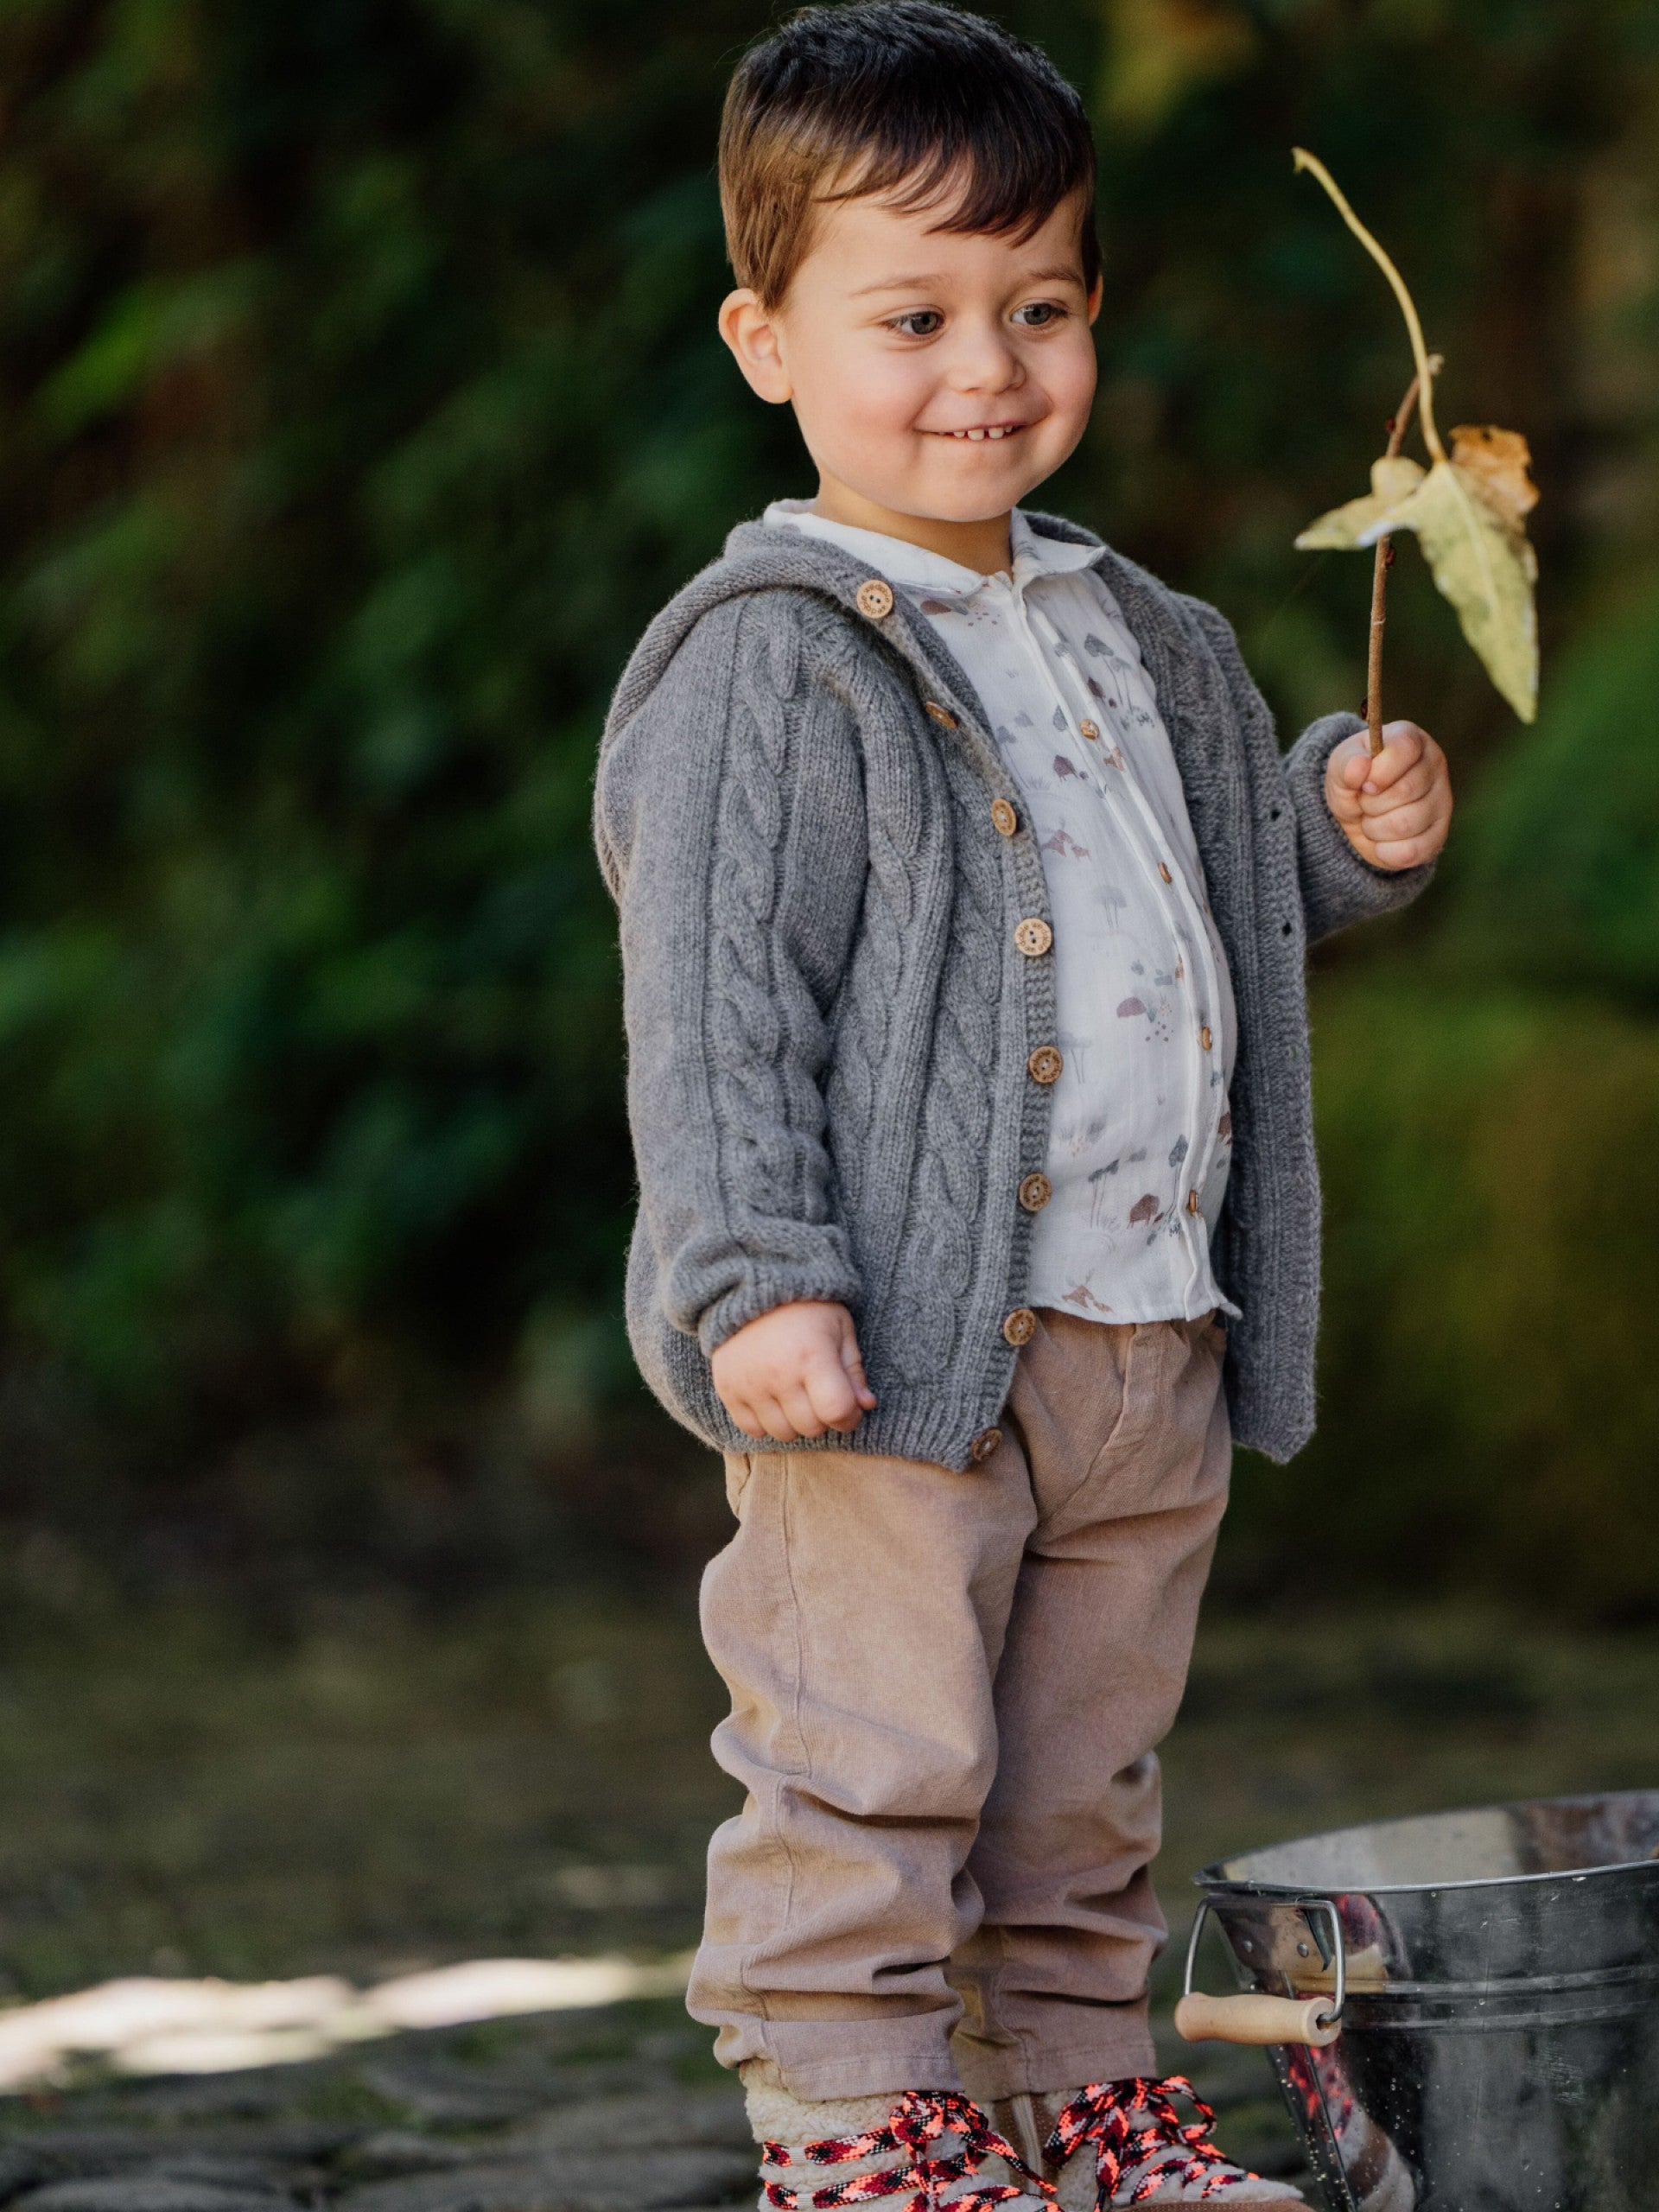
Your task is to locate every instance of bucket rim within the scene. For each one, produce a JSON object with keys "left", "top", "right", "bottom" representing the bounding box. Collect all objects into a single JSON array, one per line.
[{"left": 1192, "top": 1787, "right": 1659, "bottom": 1898}]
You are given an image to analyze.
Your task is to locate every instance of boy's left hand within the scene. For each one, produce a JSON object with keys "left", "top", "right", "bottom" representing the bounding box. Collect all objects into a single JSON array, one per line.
[{"left": 1325, "top": 720, "right": 1452, "bottom": 871}]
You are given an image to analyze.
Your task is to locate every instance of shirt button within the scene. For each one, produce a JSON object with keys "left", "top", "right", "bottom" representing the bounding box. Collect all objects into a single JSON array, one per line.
[
  {"left": 1018, "top": 1172, "right": 1052, "bottom": 1212},
  {"left": 925, "top": 700, "right": 959, "bottom": 728},
  {"left": 1079, "top": 718, "right": 1100, "bottom": 741},
  {"left": 1200, "top": 1026, "right": 1213, "bottom": 1051},
  {"left": 969, "top": 1427, "right": 1003, "bottom": 1463},
  {"left": 1027, "top": 1045, "right": 1064, "bottom": 1084},
  {"left": 1014, "top": 917, "right": 1052, "bottom": 957},
  {"left": 990, "top": 798, "right": 1019, "bottom": 836},
  {"left": 855, "top": 579, "right": 894, "bottom": 620},
  {"left": 1186, "top": 1188, "right": 1201, "bottom": 1216},
  {"left": 1002, "top": 1307, "right": 1038, "bottom": 1346},
  {"left": 1158, "top": 861, "right": 1173, "bottom": 885}
]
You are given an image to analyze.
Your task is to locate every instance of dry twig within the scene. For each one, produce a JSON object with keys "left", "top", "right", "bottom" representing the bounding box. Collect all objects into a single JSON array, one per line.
[{"left": 1363, "top": 358, "right": 1440, "bottom": 754}]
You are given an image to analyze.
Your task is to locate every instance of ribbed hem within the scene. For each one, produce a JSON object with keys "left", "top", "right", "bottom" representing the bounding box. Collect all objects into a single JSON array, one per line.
[
  {"left": 707, "top": 1390, "right": 1015, "bottom": 1475},
  {"left": 1224, "top": 1363, "right": 1311, "bottom": 1465}
]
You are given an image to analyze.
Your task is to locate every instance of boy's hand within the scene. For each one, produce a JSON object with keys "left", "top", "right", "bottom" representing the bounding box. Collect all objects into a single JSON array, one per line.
[
  {"left": 1325, "top": 720, "right": 1452, "bottom": 871},
  {"left": 711, "top": 1300, "right": 878, "bottom": 1443}
]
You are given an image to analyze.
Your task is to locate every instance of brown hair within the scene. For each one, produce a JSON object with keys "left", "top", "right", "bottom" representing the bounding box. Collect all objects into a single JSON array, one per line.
[{"left": 720, "top": 3, "right": 1101, "bottom": 310}]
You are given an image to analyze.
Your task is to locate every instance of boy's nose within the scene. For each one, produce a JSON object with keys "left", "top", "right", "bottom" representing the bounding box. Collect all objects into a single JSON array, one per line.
[{"left": 942, "top": 324, "right": 1025, "bottom": 394}]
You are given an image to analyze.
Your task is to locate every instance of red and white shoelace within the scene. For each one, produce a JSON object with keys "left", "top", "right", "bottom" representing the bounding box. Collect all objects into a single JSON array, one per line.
[
  {"left": 1045, "top": 2077, "right": 1261, "bottom": 2205},
  {"left": 762, "top": 2087, "right": 1058, "bottom": 2212}
]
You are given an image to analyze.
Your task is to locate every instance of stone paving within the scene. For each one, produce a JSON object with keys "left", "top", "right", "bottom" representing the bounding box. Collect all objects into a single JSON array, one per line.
[{"left": 0, "top": 2003, "right": 1315, "bottom": 2212}]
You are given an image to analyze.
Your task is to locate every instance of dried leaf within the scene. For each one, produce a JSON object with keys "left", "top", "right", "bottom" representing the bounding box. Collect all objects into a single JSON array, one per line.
[
  {"left": 1296, "top": 445, "right": 1539, "bottom": 722},
  {"left": 1294, "top": 456, "right": 1426, "bottom": 550},
  {"left": 1448, "top": 423, "right": 1539, "bottom": 531}
]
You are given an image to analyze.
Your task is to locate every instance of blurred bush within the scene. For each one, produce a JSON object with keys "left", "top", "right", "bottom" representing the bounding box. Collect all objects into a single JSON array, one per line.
[
  {"left": 1222, "top": 562, "right": 1659, "bottom": 1615},
  {"left": 0, "top": 0, "right": 1652, "bottom": 1607},
  {"left": 1452, "top": 572, "right": 1659, "bottom": 1003},
  {"left": 1224, "top": 979, "right": 1659, "bottom": 1617}
]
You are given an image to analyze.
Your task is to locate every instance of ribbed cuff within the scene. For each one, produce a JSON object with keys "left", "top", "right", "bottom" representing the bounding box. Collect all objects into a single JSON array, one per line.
[
  {"left": 1286, "top": 711, "right": 1437, "bottom": 938},
  {"left": 697, "top": 1255, "right": 865, "bottom": 1357}
]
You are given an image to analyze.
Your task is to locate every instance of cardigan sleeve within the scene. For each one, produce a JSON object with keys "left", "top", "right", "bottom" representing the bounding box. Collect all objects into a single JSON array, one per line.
[
  {"left": 594, "top": 592, "right": 868, "bottom": 1354},
  {"left": 1184, "top": 599, "right": 1436, "bottom": 945},
  {"left": 1283, "top": 709, "right": 1438, "bottom": 944}
]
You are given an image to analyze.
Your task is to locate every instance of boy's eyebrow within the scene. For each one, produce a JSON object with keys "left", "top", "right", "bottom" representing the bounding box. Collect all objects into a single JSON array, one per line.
[
  {"left": 849, "top": 272, "right": 945, "bottom": 296},
  {"left": 849, "top": 261, "right": 1087, "bottom": 297}
]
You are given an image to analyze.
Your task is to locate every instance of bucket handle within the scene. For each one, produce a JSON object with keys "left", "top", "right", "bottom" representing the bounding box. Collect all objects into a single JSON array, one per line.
[{"left": 1173, "top": 1896, "right": 1344, "bottom": 2048}]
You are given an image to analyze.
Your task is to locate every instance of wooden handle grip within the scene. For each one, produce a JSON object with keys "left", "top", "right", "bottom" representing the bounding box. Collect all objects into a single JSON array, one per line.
[{"left": 1173, "top": 1992, "right": 1340, "bottom": 2048}]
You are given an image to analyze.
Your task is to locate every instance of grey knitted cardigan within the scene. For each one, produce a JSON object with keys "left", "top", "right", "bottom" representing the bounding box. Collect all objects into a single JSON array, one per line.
[{"left": 594, "top": 512, "right": 1431, "bottom": 1469}]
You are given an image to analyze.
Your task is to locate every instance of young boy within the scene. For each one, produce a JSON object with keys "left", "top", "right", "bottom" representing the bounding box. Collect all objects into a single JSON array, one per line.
[{"left": 594, "top": 5, "right": 1452, "bottom": 2204}]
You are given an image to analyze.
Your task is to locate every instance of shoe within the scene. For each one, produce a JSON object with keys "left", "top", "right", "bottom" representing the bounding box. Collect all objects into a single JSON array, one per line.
[
  {"left": 749, "top": 2082, "right": 1057, "bottom": 2212},
  {"left": 994, "top": 2078, "right": 1302, "bottom": 2206}
]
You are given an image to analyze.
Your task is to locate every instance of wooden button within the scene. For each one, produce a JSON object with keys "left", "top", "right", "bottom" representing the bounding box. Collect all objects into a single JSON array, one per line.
[
  {"left": 1200, "top": 1026, "right": 1213, "bottom": 1051},
  {"left": 925, "top": 701, "right": 959, "bottom": 728},
  {"left": 969, "top": 1427, "right": 1003, "bottom": 1463},
  {"left": 1079, "top": 719, "right": 1100, "bottom": 741},
  {"left": 990, "top": 798, "right": 1019, "bottom": 836},
  {"left": 855, "top": 579, "right": 894, "bottom": 620},
  {"left": 1027, "top": 1045, "right": 1064, "bottom": 1084},
  {"left": 1014, "top": 917, "right": 1052, "bottom": 957},
  {"left": 1019, "top": 1173, "right": 1052, "bottom": 1212},
  {"left": 1158, "top": 861, "right": 1173, "bottom": 884},
  {"left": 1002, "top": 1307, "right": 1038, "bottom": 1346},
  {"left": 1186, "top": 1188, "right": 1201, "bottom": 1216}
]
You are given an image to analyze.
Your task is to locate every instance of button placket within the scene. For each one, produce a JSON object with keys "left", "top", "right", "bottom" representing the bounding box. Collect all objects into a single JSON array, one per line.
[
  {"left": 1019, "top": 1173, "right": 1052, "bottom": 1212},
  {"left": 1026, "top": 588, "right": 1221, "bottom": 1282},
  {"left": 854, "top": 531, "right": 1238, "bottom": 1323},
  {"left": 1043, "top": 583, "right": 1225, "bottom": 1300}
]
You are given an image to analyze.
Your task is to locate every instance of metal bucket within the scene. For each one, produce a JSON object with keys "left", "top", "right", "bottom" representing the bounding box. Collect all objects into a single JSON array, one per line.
[{"left": 1179, "top": 1790, "right": 1659, "bottom": 2212}]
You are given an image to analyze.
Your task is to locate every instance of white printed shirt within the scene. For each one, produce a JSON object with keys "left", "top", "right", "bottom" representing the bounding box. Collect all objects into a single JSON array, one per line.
[{"left": 766, "top": 500, "right": 1240, "bottom": 1325}]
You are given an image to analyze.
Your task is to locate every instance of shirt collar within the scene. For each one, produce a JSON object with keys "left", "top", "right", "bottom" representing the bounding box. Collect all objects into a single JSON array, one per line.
[{"left": 763, "top": 500, "right": 1101, "bottom": 601}]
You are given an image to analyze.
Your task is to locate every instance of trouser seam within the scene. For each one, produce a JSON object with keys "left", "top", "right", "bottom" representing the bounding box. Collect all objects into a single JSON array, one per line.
[{"left": 740, "top": 1458, "right": 810, "bottom": 2033}]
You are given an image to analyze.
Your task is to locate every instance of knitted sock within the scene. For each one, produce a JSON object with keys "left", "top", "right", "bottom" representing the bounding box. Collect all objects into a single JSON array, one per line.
[
  {"left": 742, "top": 2062, "right": 909, "bottom": 2209},
  {"left": 743, "top": 2060, "right": 897, "bottom": 2158}
]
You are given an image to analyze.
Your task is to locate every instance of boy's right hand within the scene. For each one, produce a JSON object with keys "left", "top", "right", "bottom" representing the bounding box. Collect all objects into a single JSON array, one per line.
[{"left": 710, "top": 1300, "right": 877, "bottom": 1443}]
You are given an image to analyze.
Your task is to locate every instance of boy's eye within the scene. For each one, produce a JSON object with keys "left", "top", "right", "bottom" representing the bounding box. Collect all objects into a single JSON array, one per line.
[
  {"left": 887, "top": 309, "right": 944, "bottom": 338},
  {"left": 1014, "top": 301, "right": 1067, "bottom": 328}
]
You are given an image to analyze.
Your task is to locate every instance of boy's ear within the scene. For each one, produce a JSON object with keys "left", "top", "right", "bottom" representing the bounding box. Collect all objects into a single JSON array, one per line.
[
  {"left": 719, "top": 289, "right": 793, "bottom": 404},
  {"left": 1086, "top": 274, "right": 1103, "bottom": 327}
]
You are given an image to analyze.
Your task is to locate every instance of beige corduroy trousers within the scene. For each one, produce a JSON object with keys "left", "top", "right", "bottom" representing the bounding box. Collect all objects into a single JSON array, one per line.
[{"left": 687, "top": 1307, "right": 1232, "bottom": 2103}]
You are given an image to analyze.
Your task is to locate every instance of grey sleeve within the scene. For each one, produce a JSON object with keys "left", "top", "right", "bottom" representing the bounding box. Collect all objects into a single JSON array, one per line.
[
  {"left": 1186, "top": 598, "right": 1433, "bottom": 943},
  {"left": 1283, "top": 709, "right": 1437, "bottom": 944},
  {"left": 594, "top": 594, "right": 868, "bottom": 1354}
]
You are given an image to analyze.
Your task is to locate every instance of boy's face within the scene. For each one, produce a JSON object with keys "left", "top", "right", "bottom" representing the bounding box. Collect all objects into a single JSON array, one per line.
[{"left": 721, "top": 185, "right": 1100, "bottom": 536}]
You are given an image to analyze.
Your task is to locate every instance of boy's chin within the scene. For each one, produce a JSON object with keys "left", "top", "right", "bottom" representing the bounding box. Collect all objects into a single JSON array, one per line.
[{"left": 891, "top": 482, "right": 1043, "bottom": 525}]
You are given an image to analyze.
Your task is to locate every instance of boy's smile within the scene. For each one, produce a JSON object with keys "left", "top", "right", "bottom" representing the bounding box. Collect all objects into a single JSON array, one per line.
[{"left": 720, "top": 184, "right": 1102, "bottom": 574}]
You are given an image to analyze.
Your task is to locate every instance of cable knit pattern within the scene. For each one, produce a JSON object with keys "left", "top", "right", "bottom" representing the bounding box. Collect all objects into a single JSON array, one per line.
[{"left": 594, "top": 515, "right": 1433, "bottom": 1470}]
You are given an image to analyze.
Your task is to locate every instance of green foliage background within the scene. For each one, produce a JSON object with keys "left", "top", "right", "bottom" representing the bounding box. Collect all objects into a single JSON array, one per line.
[{"left": 0, "top": 0, "right": 1654, "bottom": 1606}]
